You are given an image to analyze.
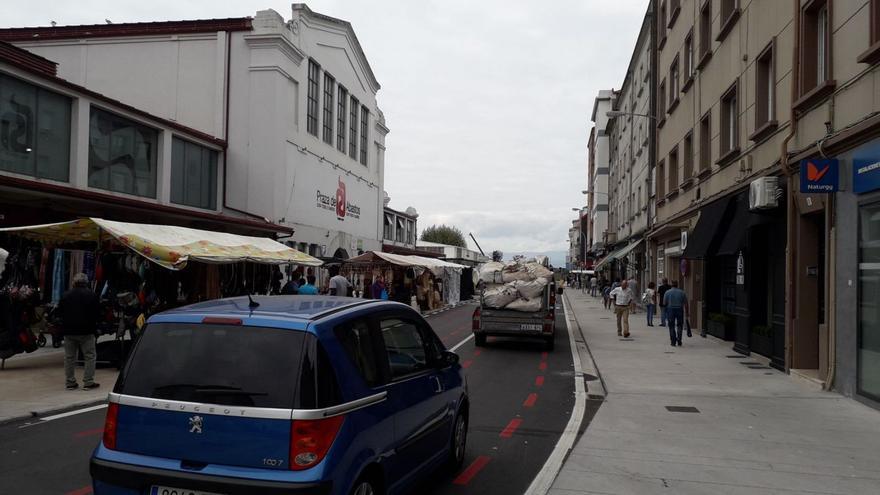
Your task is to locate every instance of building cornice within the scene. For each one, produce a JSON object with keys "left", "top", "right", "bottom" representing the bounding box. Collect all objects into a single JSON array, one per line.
[{"left": 244, "top": 32, "right": 305, "bottom": 66}]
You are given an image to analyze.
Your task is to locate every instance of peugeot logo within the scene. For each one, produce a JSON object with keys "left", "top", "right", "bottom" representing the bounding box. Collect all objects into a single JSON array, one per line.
[{"left": 189, "top": 415, "right": 204, "bottom": 434}]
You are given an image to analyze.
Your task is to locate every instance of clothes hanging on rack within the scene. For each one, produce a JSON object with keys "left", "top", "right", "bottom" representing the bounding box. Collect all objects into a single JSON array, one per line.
[{"left": 51, "top": 250, "right": 65, "bottom": 303}]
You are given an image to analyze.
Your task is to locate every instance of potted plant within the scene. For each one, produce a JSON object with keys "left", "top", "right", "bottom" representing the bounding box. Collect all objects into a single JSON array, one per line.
[{"left": 707, "top": 312, "right": 735, "bottom": 340}]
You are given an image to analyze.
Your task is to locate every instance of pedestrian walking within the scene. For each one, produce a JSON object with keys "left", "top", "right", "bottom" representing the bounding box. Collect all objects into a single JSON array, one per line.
[
  {"left": 657, "top": 278, "right": 671, "bottom": 326},
  {"left": 602, "top": 284, "right": 612, "bottom": 310},
  {"left": 57, "top": 273, "right": 100, "bottom": 390},
  {"left": 328, "top": 266, "right": 351, "bottom": 296},
  {"left": 609, "top": 280, "right": 635, "bottom": 338},
  {"left": 663, "top": 280, "right": 689, "bottom": 346},
  {"left": 371, "top": 275, "right": 388, "bottom": 299},
  {"left": 644, "top": 281, "right": 657, "bottom": 326},
  {"left": 590, "top": 276, "right": 598, "bottom": 297}
]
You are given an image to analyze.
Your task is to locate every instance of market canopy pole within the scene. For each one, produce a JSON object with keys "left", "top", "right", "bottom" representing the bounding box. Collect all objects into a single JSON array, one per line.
[{"left": 0, "top": 218, "right": 323, "bottom": 270}]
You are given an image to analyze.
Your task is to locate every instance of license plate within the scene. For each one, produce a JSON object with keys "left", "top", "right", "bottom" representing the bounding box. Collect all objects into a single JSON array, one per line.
[
  {"left": 150, "top": 486, "right": 224, "bottom": 495},
  {"left": 520, "top": 324, "right": 542, "bottom": 331}
]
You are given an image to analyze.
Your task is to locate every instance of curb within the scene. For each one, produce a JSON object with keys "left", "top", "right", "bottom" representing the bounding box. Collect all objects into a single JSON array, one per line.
[{"left": 0, "top": 397, "right": 108, "bottom": 427}]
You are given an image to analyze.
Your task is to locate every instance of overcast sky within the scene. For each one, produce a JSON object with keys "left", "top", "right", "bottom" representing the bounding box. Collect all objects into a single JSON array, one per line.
[{"left": 7, "top": 0, "right": 648, "bottom": 258}]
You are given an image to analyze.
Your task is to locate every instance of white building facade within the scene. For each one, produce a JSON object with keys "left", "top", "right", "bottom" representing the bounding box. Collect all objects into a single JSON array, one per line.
[
  {"left": 588, "top": 90, "right": 614, "bottom": 254},
  {"left": 2, "top": 4, "right": 388, "bottom": 259}
]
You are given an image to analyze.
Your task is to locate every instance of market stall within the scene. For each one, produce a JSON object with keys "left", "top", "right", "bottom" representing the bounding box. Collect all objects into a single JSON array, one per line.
[
  {"left": 343, "top": 251, "right": 466, "bottom": 311},
  {"left": 0, "top": 217, "right": 322, "bottom": 366}
]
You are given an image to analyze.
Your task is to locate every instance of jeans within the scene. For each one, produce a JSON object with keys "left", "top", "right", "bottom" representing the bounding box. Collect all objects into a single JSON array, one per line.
[
  {"left": 614, "top": 305, "right": 630, "bottom": 336},
  {"left": 660, "top": 305, "right": 668, "bottom": 325},
  {"left": 64, "top": 334, "right": 96, "bottom": 386},
  {"left": 667, "top": 308, "right": 684, "bottom": 344},
  {"left": 646, "top": 304, "right": 655, "bottom": 325}
]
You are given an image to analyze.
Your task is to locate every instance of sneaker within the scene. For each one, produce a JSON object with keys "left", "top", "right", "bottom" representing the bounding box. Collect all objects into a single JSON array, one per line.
[
  {"left": 66, "top": 383, "right": 79, "bottom": 390},
  {"left": 83, "top": 383, "right": 101, "bottom": 390},
  {"left": 623, "top": 333, "right": 630, "bottom": 338}
]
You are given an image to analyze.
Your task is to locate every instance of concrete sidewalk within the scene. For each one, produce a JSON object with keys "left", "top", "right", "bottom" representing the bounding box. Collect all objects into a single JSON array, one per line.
[
  {"left": 0, "top": 344, "right": 117, "bottom": 424},
  {"left": 553, "top": 291, "right": 880, "bottom": 495}
]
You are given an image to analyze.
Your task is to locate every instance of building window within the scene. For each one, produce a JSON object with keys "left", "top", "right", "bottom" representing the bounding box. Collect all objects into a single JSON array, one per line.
[
  {"left": 359, "top": 105, "right": 369, "bottom": 166},
  {"left": 657, "top": 159, "right": 666, "bottom": 198},
  {"left": 858, "top": 0, "right": 880, "bottom": 63},
  {"left": 658, "top": 79, "right": 667, "bottom": 118},
  {"left": 684, "top": 29, "right": 694, "bottom": 80},
  {"left": 755, "top": 40, "right": 777, "bottom": 135},
  {"left": 857, "top": 202, "right": 880, "bottom": 400},
  {"left": 699, "top": 111, "right": 711, "bottom": 174},
  {"left": 0, "top": 73, "right": 71, "bottom": 182},
  {"left": 322, "top": 72, "right": 335, "bottom": 145},
  {"left": 699, "top": 0, "right": 712, "bottom": 62},
  {"left": 719, "top": 82, "right": 739, "bottom": 161},
  {"left": 669, "top": 55, "right": 680, "bottom": 107},
  {"left": 336, "top": 85, "right": 348, "bottom": 153},
  {"left": 668, "top": 146, "right": 679, "bottom": 195},
  {"left": 349, "top": 96, "right": 359, "bottom": 160},
  {"left": 395, "top": 217, "right": 405, "bottom": 243},
  {"left": 669, "top": 0, "right": 681, "bottom": 27},
  {"left": 384, "top": 214, "right": 393, "bottom": 240},
  {"left": 873, "top": 0, "right": 880, "bottom": 44},
  {"left": 88, "top": 107, "right": 158, "bottom": 198},
  {"left": 307, "top": 59, "right": 320, "bottom": 137},
  {"left": 683, "top": 131, "right": 694, "bottom": 181},
  {"left": 801, "top": 0, "right": 831, "bottom": 94},
  {"left": 659, "top": 1, "right": 668, "bottom": 49},
  {"left": 170, "top": 137, "right": 218, "bottom": 210},
  {"left": 719, "top": 0, "right": 741, "bottom": 38}
]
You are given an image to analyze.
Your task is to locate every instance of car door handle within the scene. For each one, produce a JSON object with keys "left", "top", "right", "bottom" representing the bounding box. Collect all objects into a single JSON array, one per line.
[{"left": 430, "top": 376, "right": 443, "bottom": 393}]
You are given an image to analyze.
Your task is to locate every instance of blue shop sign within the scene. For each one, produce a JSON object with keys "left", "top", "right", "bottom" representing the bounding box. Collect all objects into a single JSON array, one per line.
[
  {"left": 800, "top": 159, "right": 839, "bottom": 193},
  {"left": 853, "top": 159, "right": 880, "bottom": 194}
]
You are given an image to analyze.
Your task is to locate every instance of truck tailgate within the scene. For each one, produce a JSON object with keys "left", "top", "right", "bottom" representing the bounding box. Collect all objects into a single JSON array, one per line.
[{"left": 480, "top": 309, "right": 546, "bottom": 332}]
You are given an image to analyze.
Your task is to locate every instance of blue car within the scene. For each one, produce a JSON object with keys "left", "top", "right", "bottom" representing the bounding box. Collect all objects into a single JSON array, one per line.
[{"left": 90, "top": 296, "right": 469, "bottom": 495}]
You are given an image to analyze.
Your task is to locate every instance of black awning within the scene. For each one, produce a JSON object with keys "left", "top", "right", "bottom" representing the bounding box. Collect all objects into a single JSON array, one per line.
[
  {"left": 715, "top": 192, "right": 779, "bottom": 256},
  {"left": 681, "top": 196, "right": 733, "bottom": 259}
]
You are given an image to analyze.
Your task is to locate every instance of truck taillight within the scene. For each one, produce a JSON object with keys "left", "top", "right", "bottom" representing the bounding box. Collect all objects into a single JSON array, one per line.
[
  {"left": 543, "top": 311, "right": 554, "bottom": 333},
  {"left": 103, "top": 403, "right": 119, "bottom": 450},
  {"left": 472, "top": 307, "right": 481, "bottom": 331},
  {"left": 289, "top": 415, "right": 345, "bottom": 470}
]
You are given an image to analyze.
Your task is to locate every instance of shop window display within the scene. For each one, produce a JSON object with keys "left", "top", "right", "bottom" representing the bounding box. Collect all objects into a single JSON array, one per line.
[
  {"left": 0, "top": 73, "right": 71, "bottom": 181},
  {"left": 859, "top": 203, "right": 880, "bottom": 399}
]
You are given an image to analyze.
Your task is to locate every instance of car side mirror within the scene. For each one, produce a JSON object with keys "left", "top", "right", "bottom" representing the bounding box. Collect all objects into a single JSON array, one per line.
[
  {"left": 556, "top": 287, "right": 564, "bottom": 295},
  {"left": 440, "top": 350, "right": 460, "bottom": 367}
]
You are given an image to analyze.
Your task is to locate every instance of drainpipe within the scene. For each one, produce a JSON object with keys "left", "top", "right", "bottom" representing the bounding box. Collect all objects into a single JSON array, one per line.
[
  {"left": 219, "top": 31, "right": 277, "bottom": 229},
  {"left": 782, "top": 0, "right": 801, "bottom": 371}
]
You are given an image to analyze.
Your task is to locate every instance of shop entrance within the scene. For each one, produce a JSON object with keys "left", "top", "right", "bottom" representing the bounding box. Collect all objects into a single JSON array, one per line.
[{"left": 792, "top": 205, "right": 828, "bottom": 379}]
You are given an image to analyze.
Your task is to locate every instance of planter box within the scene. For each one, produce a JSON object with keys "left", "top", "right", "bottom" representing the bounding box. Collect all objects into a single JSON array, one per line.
[{"left": 707, "top": 319, "right": 735, "bottom": 341}]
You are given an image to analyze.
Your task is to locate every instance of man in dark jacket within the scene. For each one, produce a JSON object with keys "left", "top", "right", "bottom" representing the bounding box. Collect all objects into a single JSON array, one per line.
[{"left": 58, "top": 273, "right": 100, "bottom": 390}]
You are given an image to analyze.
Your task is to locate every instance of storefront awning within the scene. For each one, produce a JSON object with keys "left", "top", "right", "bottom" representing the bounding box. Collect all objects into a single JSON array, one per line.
[
  {"left": 715, "top": 192, "right": 779, "bottom": 256},
  {"left": 681, "top": 197, "right": 733, "bottom": 259},
  {"left": 0, "top": 218, "right": 323, "bottom": 270},
  {"left": 346, "top": 251, "right": 466, "bottom": 271},
  {"left": 594, "top": 240, "right": 642, "bottom": 270}
]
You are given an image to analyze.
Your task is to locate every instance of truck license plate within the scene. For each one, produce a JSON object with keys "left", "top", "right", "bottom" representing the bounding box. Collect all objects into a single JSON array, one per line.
[{"left": 520, "top": 324, "right": 542, "bottom": 331}]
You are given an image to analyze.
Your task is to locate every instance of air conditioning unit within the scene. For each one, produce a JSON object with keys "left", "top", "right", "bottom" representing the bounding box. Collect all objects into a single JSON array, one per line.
[{"left": 749, "top": 177, "right": 779, "bottom": 210}]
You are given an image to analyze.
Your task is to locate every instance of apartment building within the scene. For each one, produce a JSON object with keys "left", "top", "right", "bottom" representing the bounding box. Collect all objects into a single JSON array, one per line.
[
  {"left": 587, "top": 90, "right": 614, "bottom": 257},
  {"left": 604, "top": 9, "right": 655, "bottom": 289}
]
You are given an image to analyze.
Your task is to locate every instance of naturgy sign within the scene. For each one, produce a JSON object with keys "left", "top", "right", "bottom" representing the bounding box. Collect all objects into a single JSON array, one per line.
[
  {"left": 799, "top": 159, "right": 839, "bottom": 193},
  {"left": 317, "top": 177, "right": 361, "bottom": 221}
]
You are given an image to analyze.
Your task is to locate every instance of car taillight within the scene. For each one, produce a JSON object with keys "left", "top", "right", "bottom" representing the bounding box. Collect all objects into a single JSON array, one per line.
[
  {"left": 543, "top": 311, "right": 554, "bottom": 333},
  {"left": 472, "top": 307, "right": 481, "bottom": 331},
  {"left": 103, "top": 403, "right": 119, "bottom": 450},
  {"left": 289, "top": 415, "right": 345, "bottom": 470}
]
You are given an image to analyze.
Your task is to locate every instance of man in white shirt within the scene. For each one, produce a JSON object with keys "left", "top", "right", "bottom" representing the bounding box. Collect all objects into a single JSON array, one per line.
[
  {"left": 328, "top": 266, "right": 351, "bottom": 296},
  {"left": 609, "top": 279, "right": 635, "bottom": 338}
]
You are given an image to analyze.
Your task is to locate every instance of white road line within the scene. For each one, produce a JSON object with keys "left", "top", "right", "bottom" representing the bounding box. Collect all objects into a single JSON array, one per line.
[
  {"left": 524, "top": 296, "right": 588, "bottom": 495},
  {"left": 40, "top": 404, "right": 107, "bottom": 422},
  {"left": 449, "top": 334, "right": 474, "bottom": 352}
]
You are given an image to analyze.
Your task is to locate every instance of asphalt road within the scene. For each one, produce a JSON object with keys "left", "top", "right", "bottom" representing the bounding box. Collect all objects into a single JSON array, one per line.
[{"left": 0, "top": 301, "right": 577, "bottom": 495}]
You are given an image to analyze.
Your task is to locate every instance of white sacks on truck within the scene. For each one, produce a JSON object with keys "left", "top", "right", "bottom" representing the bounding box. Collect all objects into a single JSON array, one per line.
[{"left": 478, "top": 260, "right": 552, "bottom": 311}]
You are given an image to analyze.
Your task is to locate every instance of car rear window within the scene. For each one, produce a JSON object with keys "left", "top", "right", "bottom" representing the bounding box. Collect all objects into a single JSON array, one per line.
[{"left": 116, "top": 323, "right": 306, "bottom": 409}]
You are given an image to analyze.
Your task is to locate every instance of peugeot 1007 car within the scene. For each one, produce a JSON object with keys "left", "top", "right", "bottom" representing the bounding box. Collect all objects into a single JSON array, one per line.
[{"left": 90, "top": 296, "right": 469, "bottom": 495}]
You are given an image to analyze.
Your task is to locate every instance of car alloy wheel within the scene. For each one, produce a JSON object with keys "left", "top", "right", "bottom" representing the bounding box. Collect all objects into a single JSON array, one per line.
[
  {"left": 352, "top": 480, "right": 375, "bottom": 495},
  {"left": 452, "top": 413, "right": 467, "bottom": 466}
]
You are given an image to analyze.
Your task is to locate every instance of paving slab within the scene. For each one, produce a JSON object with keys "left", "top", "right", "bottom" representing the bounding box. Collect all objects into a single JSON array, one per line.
[{"left": 552, "top": 291, "right": 880, "bottom": 495}]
